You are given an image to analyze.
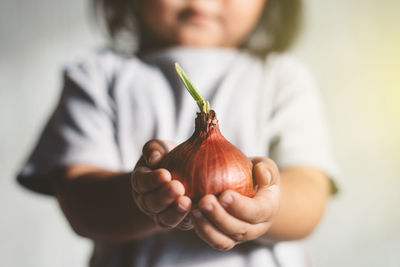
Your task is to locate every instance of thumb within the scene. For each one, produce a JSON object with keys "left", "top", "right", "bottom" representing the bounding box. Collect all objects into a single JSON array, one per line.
[
  {"left": 253, "top": 162, "right": 272, "bottom": 188},
  {"left": 143, "top": 139, "right": 177, "bottom": 167},
  {"left": 252, "top": 158, "right": 280, "bottom": 188}
]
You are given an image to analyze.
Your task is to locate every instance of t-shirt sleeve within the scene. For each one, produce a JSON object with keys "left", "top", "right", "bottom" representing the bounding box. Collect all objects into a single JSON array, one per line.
[
  {"left": 268, "top": 57, "right": 340, "bottom": 193},
  {"left": 17, "top": 57, "right": 122, "bottom": 195}
]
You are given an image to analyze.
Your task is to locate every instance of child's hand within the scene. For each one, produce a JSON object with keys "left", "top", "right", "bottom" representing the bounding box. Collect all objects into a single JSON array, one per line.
[
  {"left": 131, "top": 140, "right": 193, "bottom": 231},
  {"left": 190, "top": 157, "right": 280, "bottom": 250}
]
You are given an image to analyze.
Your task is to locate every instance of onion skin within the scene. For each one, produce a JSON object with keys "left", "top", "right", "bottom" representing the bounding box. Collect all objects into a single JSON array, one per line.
[{"left": 160, "top": 110, "right": 255, "bottom": 202}]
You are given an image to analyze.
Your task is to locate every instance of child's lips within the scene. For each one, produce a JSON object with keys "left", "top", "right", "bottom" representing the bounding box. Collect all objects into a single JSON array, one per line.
[{"left": 179, "top": 9, "right": 217, "bottom": 26}]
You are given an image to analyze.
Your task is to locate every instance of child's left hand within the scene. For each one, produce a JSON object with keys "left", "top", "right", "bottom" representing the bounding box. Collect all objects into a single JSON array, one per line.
[{"left": 190, "top": 157, "right": 280, "bottom": 250}]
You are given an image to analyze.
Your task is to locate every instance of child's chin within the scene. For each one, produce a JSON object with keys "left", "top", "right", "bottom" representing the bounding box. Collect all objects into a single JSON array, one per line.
[{"left": 176, "top": 33, "right": 225, "bottom": 47}]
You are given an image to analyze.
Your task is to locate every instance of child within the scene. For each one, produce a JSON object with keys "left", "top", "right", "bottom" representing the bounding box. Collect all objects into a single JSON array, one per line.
[{"left": 18, "top": 0, "right": 338, "bottom": 266}]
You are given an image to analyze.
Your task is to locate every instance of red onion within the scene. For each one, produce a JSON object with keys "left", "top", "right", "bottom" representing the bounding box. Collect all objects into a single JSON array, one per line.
[{"left": 160, "top": 63, "right": 255, "bottom": 202}]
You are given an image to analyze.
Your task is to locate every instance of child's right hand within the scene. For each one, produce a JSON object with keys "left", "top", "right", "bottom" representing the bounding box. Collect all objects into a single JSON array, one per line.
[{"left": 131, "top": 140, "right": 193, "bottom": 231}]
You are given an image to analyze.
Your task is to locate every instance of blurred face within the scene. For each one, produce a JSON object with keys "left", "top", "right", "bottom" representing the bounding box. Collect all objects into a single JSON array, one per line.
[{"left": 139, "top": 0, "right": 267, "bottom": 48}]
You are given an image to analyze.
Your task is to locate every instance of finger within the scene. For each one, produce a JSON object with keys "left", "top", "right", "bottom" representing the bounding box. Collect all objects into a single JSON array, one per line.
[
  {"left": 131, "top": 167, "right": 171, "bottom": 193},
  {"left": 252, "top": 161, "right": 280, "bottom": 219},
  {"left": 198, "top": 195, "right": 267, "bottom": 241},
  {"left": 156, "top": 196, "right": 192, "bottom": 228},
  {"left": 250, "top": 158, "right": 280, "bottom": 187},
  {"left": 177, "top": 215, "right": 194, "bottom": 231},
  {"left": 141, "top": 180, "right": 185, "bottom": 214},
  {"left": 218, "top": 159, "right": 280, "bottom": 224},
  {"left": 142, "top": 139, "right": 176, "bottom": 167},
  {"left": 191, "top": 209, "right": 236, "bottom": 251},
  {"left": 218, "top": 188, "right": 278, "bottom": 224}
]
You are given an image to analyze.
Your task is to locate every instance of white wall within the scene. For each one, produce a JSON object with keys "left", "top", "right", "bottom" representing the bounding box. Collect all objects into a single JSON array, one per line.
[
  {"left": 1, "top": 0, "right": 399, "bottom": 266},
  {"left": 295, "top": 2, "right": 400, "bottom": 266},
  {"left": 1, "top": 0, "right": 100, "bottom": 266}
]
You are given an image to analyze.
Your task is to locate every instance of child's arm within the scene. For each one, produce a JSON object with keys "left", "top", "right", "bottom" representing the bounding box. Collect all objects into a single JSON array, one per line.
[
  {"left": 190, "top": 157, "right": 331, "bottom": 250},
  {"left": 53, "top": 140, "right": 192, "bottom": 241},
  {"left": 54, "top": 167, "right": 156, "bottom": 241}
]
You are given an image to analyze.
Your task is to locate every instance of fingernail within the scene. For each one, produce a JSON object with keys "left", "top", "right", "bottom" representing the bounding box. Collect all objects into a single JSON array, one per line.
[
  {"left": 258, "top": 163, "right": 271, "bottom": 185},
  {"left": 222, "top": 193, "right": 233, "bottom": 205},
  {"left": 177, "top": 202, "right": 187, "bottom": 213},
  {"left": 148, "top": 151, "right": 161, "bottom": 165},
  {"left": 200, "top": 203, "right": 213, "bottom": 212},
  {"left": 266, "top": 169, "right": 272, "bottom": 185},
  {"left": 191, "top": 209, "right": 202, "bottom": 219}
]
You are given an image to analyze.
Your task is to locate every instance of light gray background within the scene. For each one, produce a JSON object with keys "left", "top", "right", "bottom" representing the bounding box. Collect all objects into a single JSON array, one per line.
[{"left": 1, "top": 0, "right": 399, "bottom": 266}]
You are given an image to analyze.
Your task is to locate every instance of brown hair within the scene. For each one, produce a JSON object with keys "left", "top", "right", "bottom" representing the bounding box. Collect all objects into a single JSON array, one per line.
[{"left": 92, "top": 0, "right": 303, "bottom": 56}]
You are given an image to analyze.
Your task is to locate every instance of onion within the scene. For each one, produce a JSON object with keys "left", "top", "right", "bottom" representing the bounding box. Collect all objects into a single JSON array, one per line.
[{"left": 160, "top": 63, "right": 255, "bottom": 202}]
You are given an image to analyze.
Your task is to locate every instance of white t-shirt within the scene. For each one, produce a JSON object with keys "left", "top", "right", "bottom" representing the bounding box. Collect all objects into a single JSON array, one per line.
[{"left": 18, "top": 47, "right": 338, "bottom": 267}]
